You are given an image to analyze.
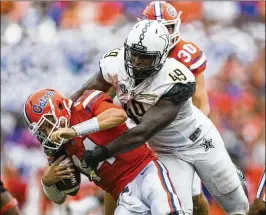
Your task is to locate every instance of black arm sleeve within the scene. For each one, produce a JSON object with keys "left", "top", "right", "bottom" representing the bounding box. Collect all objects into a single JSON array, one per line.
[{"left": 161, "top": 82, "right": 196, "bottom": 103}]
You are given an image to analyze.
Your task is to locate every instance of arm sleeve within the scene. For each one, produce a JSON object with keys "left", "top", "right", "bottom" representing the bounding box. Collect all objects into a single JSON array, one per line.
[
  {"left": 189, "top": 44, "right": 207, "bottom": 76},
  {"left": 161, "top": 82, "right": 196, "bottom": 103}
]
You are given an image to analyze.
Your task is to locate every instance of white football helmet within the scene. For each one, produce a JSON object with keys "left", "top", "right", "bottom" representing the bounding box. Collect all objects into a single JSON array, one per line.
[{"left": 124, "top": 20, "right": 170, "bottom": 80}]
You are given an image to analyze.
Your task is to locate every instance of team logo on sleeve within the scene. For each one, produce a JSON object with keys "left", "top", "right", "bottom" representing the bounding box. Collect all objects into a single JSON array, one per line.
[
  {"left": 200, "top": 138, "right": 214, "bottom": 152},
  {"left": 119, "top": 84, "right": 128, "bottom": 94}
]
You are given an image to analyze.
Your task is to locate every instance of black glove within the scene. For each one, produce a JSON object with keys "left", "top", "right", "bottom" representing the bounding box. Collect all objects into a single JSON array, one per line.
[{"left": 82, "top": 145, "right": 109, "bottom": 169}]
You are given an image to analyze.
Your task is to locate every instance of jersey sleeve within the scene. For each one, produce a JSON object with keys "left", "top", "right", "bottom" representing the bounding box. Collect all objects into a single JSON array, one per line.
[
  {"left": 99, "top": 48, "right": 122, "bottom": 85},
  {"left": 188, "top": 44, "right": 207, "bottom": 76},
  {"left": 80, "top": 90, "right": 121, "bottom": 116},
  {"left": 177, "top": 40, "right": 207, "bottom": 76},
  {"left": 161, "top": 82, "right": 196, "bottom": 103}
]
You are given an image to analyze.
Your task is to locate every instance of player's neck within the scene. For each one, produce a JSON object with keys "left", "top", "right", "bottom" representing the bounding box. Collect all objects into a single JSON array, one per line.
[{"left": 135, "top": 78, "right": 144, "bottom": 86}]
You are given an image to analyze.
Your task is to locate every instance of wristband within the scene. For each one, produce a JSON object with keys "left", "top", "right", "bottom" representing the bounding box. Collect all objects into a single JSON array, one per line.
[
  {"left": 72, "top": 117, "right": 100, "bottom": 136},
  {"left": 41, "top": 180, "right": 65, "bottom": 202}
]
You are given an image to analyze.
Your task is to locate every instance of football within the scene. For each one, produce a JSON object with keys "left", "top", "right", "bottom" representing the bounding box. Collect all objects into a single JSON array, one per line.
[{"left": 55, "top": 156, "right": 81, "bottom": 196}]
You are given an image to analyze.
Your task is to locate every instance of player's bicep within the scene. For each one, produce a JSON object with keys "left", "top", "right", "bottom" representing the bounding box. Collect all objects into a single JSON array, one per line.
[
  {"left": 95, "top": 102, "right": 127, "bottom": 129},
  {"left": 94, "top": 101, "right": 124, "bottom": 116},
  {"left": 82, "top": 91, "right": 127, "bottom": 129}
]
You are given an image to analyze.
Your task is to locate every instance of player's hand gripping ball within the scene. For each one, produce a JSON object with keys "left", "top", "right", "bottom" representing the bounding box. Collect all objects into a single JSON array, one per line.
[{"left": 43, "top": 154, "right": 81, "bottom": 196}]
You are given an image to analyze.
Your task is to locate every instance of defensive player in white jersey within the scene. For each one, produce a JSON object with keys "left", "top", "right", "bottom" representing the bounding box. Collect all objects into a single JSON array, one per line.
[
  {"left": 102, "top": 2, "right": 248, "bottom": 214},
  {"left": 70, "top": 20, "right": 249, "bottom": 214},
  {"left": 248, "top": 169, "right": 266, "bottom": 215},
  {"left": 137, "top": 2, "right": 249, "bottom": 214}
]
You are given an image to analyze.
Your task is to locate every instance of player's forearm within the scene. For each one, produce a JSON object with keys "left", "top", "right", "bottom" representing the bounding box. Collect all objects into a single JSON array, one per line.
[
  {"left": 41, "top": 180, "right": 67, "bottom": 205},
  {"left": 106, "top": 123, "right": 150, "bottom": 156},
  {"left": 83, "top": 99, "right": 182, "bottom": 167},
  {"left": 71, "top": 108, "right": 127, "bottom": 137},
  {"left": 106, "top": 100, "right": 180, "bottom": 157},
  {"left": 70, "top": 71, "right": 111, "bottom": 102},
  {"left": 97, "top": 108, "right": 127, "bottom": 130},
  {"left": 82, "top": 125, "right": 149, "bottom": 168}
]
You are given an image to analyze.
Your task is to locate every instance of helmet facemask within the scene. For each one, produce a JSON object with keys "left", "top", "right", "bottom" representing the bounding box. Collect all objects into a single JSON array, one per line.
[
  {"left": 27, "top": 98, "right": 70, "bottom": 155},
  {"left": 124, "top": 43, "right": 164, "bottom": 80},
  {"left": 161, "top": 11, "right": 182, "bottom": 50}
]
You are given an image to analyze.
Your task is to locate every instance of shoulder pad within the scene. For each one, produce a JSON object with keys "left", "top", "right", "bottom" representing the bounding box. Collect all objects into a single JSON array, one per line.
[
  {"left": 99, "top": 48, "right": 124, "bottom": 84},
  {"left": 163, "top": 58, "right": 195, "bottom": 84},
  {"left": 75, "top": 90, "right": 112, "bottom": 114}
]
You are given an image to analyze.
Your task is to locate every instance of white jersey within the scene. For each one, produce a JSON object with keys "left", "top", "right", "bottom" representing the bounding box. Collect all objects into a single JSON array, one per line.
[{"left": 100, "top": 48, "right": 213, "bottom": 152}]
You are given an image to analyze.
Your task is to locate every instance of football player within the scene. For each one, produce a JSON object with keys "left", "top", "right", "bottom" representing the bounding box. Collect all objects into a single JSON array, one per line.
[
  {"left": 138, "top": 2, "right": 249, "bottom": 214},
  {"left": 248, "top": 169, "right": 266, "bottom": 215},
  {"left": 24, "top": 88, "right": 184, "bottom": 215},
  {"left": 91, "top": 2, "right": 248, "bottom": 214},
  {"left": 0, "top": 180, "right": 20, "bottom": 215},
  {"left": 70, "top": 20, "right": 249, "bottom": 215},
  {"left": 139, "top": 2, "right": 209, "bottom": 214}
]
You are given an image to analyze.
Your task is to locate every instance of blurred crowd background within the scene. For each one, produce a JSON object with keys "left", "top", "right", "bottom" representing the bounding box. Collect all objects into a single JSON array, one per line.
[{"left": 1, "top": 1, "right": 265, "bottom": 215}]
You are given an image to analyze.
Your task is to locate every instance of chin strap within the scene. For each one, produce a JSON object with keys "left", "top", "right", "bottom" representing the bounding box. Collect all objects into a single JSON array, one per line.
[{"left": 63, "top": 99, "right": 72, "bottom": 116}]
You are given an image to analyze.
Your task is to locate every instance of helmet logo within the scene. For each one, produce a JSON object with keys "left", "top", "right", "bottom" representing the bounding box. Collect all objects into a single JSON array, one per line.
[
  {"left": 32, "top": 91, "right": 55, "bottom": 114},
  {"left": 138, "top": 21, "right": 153, "bottom": 46},
  {"left": 167, "top": 5, "right": 177, "bottom": 17}
]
